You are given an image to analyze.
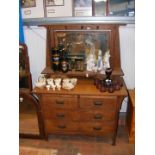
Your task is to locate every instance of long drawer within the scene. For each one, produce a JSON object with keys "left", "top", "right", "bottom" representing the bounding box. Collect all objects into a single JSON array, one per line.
[
  {"left": 79, "top": 96, "right": 117, "bottom": 110},
  {"left": 42, "top": 108, "right": 115, "bottom": 122},
  {"left": 44, "top": 120, "right": 114, "bottom": 136},
  {"left": 41, "top": 94, "right": 78, "bottom": 109}
]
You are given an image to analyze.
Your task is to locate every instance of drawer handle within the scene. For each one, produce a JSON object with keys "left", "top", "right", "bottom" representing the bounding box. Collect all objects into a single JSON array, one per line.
[
  {"left": 93, "top": 127, "right": 102, "bottom": 131},
  {"left": 94, "top": 115, "right": 103, "bottom": 120},
  {"left": 56, "top": 100, "right": 64, "bottom": 105},
  {"left": 57, "top": 125, "right": 66, "bottom": 129},
  {"left": 93, "top": 101, "right": 103, "bottom": 106},
  {"left": 56, "top": 113, "right": 65, "bottom": 118}
]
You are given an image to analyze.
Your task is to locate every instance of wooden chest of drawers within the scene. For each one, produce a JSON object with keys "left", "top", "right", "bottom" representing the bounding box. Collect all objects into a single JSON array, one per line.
[{"left": 33, "top": 79, "right": 127, "bottom": 145}]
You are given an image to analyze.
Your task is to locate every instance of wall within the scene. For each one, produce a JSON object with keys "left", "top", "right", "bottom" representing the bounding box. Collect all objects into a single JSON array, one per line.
[
  {"left": 119, "top": 24, "right": 135, "bottom": 112},
  {"left": 24, "top": 24, "right": 135, "bottom": 112},
  {"left": 24, "top": 26, "right": 46, "bottom": 87}
]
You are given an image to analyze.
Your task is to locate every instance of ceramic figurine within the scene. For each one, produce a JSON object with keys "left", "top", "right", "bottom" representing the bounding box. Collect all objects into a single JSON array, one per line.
[
  {"left": 85, "top": 37, "right": 97, "bottom": 71},
  {"left": 38, "top": 74, "right": 46, "bottom": 83},
  {"left": 86, "top": 54, "right": 96, "bottom": 71},
  {"left": 97, "top": 49, "right": 103, "bottom": 71},
  {"left": 103, "top": 50, "right": 110, "bottom": 69}
]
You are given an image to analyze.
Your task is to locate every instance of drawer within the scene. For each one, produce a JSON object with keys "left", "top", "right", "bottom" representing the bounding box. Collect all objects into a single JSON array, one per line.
[
  {"left": 79, "top": 96, "right": 117, "bottom": 110},
  {"left": 80, "top": 110, "right": 115, "bottom": 121},
  {"left": 44, "top": 120, "right": 79, "bottom": 133},
  {"left": 80, "top": 122, "right": 114, "bottom": 136},
  {"left": 41, "top": 94, "right": 78, "bottom": 109},
  {"left": 42, "top": 108, "right": 80, "bottom": 121}
]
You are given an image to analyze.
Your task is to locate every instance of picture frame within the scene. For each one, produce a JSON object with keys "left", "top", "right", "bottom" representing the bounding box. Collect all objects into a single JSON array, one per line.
[
  {"left": 45, "top": 0, "right": 72, "bottom": 17},
  {"left": 93, "top": 0, "right": 107, "bottom": 16},
  {"left": 21, "top": 0, "right": 44, "bottom": 19},
  {"left": 73, "top": 0, "right": 92, "bottom": 16},
  {"left": 45, "top": 0, "right": 64, "bottom": 7},
  {"left": 21, "top": 0, "right": 36, "bottom": 8}
]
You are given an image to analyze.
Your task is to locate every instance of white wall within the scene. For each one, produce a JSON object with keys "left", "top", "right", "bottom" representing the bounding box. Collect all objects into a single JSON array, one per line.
[
  {"left": 119, "top": 24, "right": 135, "bottom": 112},
  {"left": 24, "top": 24, "right": 135, "bottom": 112},
  {"left": 119, "top": 24, "right": 135, "bottom": 89},
  {"left": 24, "top": 26, "right": 46, "bottom": 88}
]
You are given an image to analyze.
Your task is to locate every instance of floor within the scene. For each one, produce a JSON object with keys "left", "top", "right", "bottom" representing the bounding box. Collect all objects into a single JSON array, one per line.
[{"left": 19, "top": 113, "right": 135, "bottom": 155}]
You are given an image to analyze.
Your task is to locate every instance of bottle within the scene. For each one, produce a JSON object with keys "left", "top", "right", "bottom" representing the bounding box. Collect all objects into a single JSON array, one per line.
[
  {"left": 51, "top": 47, "right": 60, "bottom": 71},
  {"left": 60, "top": 48, "right": 69, "bottom": 73}
]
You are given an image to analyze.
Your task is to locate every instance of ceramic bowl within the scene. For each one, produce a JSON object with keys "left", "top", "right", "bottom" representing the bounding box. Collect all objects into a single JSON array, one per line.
[
  {"left": 70, "top": 78, "right": 77, "bottom": 86},
  {"left": 35, "top": 81, "right": 46, "bottom": 88}
]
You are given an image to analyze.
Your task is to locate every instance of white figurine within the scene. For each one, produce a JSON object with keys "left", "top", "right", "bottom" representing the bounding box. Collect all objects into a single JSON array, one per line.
[
  {"left": 85, "top": 36, "right": 97, "bottom": 71},
  {"left": 97, "top": 49, "right": 103, "bottom": 71},
  {"left": 103, "top": 50, "right": 110, "bottom": 69},
  {"left": 86, "top": 53, "right": 96, "bottom": 71}
]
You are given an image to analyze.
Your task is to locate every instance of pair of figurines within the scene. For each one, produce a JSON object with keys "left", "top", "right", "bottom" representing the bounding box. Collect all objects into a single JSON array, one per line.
[
  {"left": 47, "top": 78, "right": 61, "bottom": 91},
  {"left": 86, "top": 49, "right": 110, "bottom": 74}
]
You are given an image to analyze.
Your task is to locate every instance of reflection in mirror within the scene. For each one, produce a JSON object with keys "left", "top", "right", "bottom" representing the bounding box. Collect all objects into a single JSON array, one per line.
[
  {"left": 19, "top": 92, "right": 40, "bottom": 136},
  {"left": 19, "top": 44, "right": 32, "bottom": 90},
  {"left": 55, "top": 31, "right": 111, "bottom": 72}
]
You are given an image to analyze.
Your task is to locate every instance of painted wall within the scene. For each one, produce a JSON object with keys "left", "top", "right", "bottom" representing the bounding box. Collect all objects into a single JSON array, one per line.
[
  {"left": 119, "top": 24, "right": 135, "bottom": 112},
  {"left": 24, "top": 24, "right": 135, "bottom": 112},
  {"left": 24, "top": 26, "right": 46, "bottom": 87}
]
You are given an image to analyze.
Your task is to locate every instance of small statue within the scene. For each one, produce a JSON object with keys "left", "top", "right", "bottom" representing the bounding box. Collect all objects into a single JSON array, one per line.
[
  {"left": 86, "top": 53, "right": 96, "bottom": 71},
  {"left": 97, "top": 49, "right": 103, "bottom": 71},
  {"left": 103, "top": 50, "right": 110, "bottom": 69},
  {"left": 85, "top": 38, "right": 97, "bottom": 71}
]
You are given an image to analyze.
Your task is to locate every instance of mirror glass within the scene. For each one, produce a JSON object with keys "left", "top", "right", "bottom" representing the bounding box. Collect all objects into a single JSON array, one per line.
[
  {"left": 19, "top": 94, "right": 40, "bottom": 135},
  {"left": 54, "top": 30, "right": 111, "bottom": 72}
]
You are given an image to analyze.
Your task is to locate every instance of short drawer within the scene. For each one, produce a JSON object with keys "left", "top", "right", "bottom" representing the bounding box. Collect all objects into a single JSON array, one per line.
[
  {"left": 80, "top": 122, "right": 114, "bottom": 136},
  {"left": 79, "top": 96, "right": 117, "bottom": 110},
  {"left": 42, "top": 108, "right": 80, "bottom": 121},
  {"left": 41, "top": 94, "right": 78, "bottom": 109},
  {"left": 44, "top": 120, "right": 79, "bottom": 133},
  {"left": 80, "top": 110, "right": 115, "bottom": 121}
]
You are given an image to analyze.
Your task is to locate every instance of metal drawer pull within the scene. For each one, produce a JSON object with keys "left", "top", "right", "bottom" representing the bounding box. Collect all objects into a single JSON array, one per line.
[
  {"left": 93, "top": 127, "right": 102, "bottom": 131},
  {"left": 94, "top": 115, "right": 103, "bottom": 119},
  {"left": 56, "top": 100, "right": 64, "bottom": 105},
  {"left": 57, "top": 125, "right": 66, "bottom": 129},
  {"left": 93, "top": 101, "right": 103, "bottom": 106},
  {"left": 56, "top": 113, "right": 65, "bottom": 118}
]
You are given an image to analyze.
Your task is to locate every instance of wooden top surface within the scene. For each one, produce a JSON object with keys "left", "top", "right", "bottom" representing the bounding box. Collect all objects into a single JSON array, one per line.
[
  {"left": 33, "top": 79, "right": 127, "bottom": 96},
  {"left": 41, "top": 67, "right": 124, "bottom": 77},
  {"left": 128, "top": 89, "right": 135, "bottom": 107}
]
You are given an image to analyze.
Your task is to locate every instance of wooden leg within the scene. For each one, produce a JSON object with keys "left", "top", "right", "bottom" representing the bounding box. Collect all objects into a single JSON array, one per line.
[
  {"left": 112, "top": 134, "right": 116, "bottom": 145},
  {"left": 45, "top": 134, "right": 48, "bottom": 141}
]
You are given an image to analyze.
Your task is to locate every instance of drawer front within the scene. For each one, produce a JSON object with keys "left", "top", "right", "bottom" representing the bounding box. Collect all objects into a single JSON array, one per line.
[
  {"left": 42, "top": 108, "right": 80, "bottom": 121},
  {"left": 80, "top": 122, "right": 114, "bottom": 136},
  {"left": 80, "top": 110, "right": 115, "bottom": 121},
  {"left": 44, "top": 120, "right": 79, "bottom": 133},
  {"left": 79, "top": 96, "right": 117, "bottom": 110},
  {"left": 41, "top": 95, "right": 78, "bottom": 109}
]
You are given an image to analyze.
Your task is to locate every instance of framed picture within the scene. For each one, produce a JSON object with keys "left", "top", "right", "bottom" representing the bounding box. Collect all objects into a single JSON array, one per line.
[
  {"left": 45, "top": 0, "right": 72, "bottom": 17},
  {"left": 74, "top": 0, "right": 92, "bottom": 16},
  {"left": 45, "top": 0, "right": 64, "bottom": 6},
  {"left": 109, "top": 0, "right": 135, "bottom": 16},
  {"left": 21, "top": 0, "right": 36, "bottom": 8},
  {"left": 93, "top": 0, "right": 107, "bottom": 16},
  {"left": 21, "top": 0, "right": 44, "bottom": 19}
]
